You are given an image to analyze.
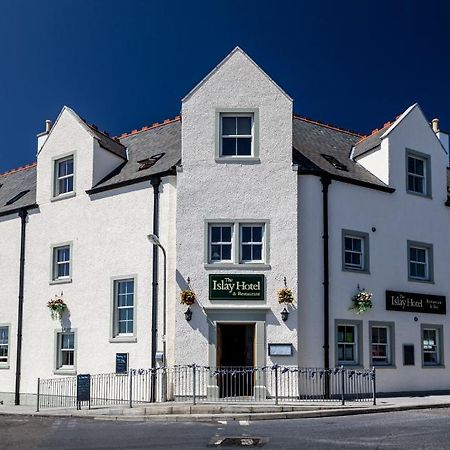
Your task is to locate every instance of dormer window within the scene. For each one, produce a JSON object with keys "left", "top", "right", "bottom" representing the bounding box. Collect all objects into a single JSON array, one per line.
[
  {"left": 406, "top": 150, "right": 431, "bottom": 197},
  {"left": 220, "top": 114, "right": 253, "bottom": 157},
  {"left": 54, "top": 156, "right": 74, "bottom": 197}
]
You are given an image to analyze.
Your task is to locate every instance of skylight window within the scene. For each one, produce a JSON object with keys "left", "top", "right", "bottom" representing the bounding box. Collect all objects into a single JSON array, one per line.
[
  {"left": 137, "top": 153, "right": 164, "bottom": 171},
  {"left": 5, "top": 190, "right": 29, "bottom": 206},
  {"left": 321, "top": 154, "right": 348, "bottom": 172}
]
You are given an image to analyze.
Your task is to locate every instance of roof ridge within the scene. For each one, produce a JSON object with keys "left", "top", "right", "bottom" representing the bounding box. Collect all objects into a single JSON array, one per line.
[
  {"left": 355, "top": 116, "right": 401, "bottom": 145},
  {"left": 293, "top": 114, "right": 362, "bottom": 137},
  {"left": 0, "top": 162, "right": 37, "bottom": 178},
  {"left": 117, "top": 115, "right": 181, "bottom": 140}
]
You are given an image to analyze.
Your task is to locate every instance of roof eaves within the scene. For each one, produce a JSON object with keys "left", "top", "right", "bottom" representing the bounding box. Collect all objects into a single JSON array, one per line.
[{"left": 0, "top": 203, "right": 39, "bottom": 218}]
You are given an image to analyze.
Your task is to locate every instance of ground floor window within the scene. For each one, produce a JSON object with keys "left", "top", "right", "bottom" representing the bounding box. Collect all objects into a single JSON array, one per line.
[
  {"left": 369, "top": 322, "right": 394, "bottom": 366},
  {"left": 421, "top": 325, "right": 443, "bottom": 367},
  {"left": 113, "top": 278, "right": 135, "bottom": 338},
  {"left": 0, "top": 325, "right": 9, "bottom": 367},
  {"left": 336, "top": 321, "right": 361, "bottom": 366},
  {"left": 56, "top": 331, "right": 75, "bottom": 372}
]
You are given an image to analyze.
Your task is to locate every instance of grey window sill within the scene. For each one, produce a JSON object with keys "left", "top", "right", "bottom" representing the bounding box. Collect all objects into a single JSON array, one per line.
[
  {"left": 50, "top": 192, "right": 76, "bottom": 202},
  {"left": 406, "top": 190, "right": 432, "bottom": 199},
  {"left": 422, "top": 364, "right": 445, "bottom": 369},
  {"left": 343, "top": 267, "right": 370, "bottom": 274},
  {"left": 0, "top": 364, "right": 10, "bottom": 370},
  {"left": 371, "top": 364, "right": 396, "bottom": 369},
  {"left": 215, "top": 157, "right": 260, "bottom": 164},
  {"left": 408, "top": 277, "right": 434, "bottom": 284},
  {"left": 54, "top": 369, "right": 76, "bottom": 375},
  {"left": 109, "top": 337, "right": 137, "bottom": 344},
  {"left": 204, "top": 263, "right": 271, "bottom": 270},
  {"left": 337, "top": 364, "right": 363, "bottom": 369},
  {"left": 50, "top": 278, "right": 72, "bottom": 285}
]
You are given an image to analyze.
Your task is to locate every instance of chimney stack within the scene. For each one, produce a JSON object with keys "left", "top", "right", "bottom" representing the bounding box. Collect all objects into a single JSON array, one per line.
[
  {"left": 432, "top": 118, "right": 440, "bottom": 133},
  {"left": 37, "top": 119, "right": 53, "bottom": 154}
]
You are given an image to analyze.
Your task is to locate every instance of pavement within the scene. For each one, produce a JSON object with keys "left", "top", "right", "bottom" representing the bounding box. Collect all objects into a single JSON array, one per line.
[{"left": 2, "top": 395, "right": 450, "bottom": 422}]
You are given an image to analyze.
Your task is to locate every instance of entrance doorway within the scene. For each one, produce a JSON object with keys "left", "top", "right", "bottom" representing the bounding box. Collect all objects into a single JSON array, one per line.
[{"left": 217, "top": 323, "right": 255, "bottom": 397}]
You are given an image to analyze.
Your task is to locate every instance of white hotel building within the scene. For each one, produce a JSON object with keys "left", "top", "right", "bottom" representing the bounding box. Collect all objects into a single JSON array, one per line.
[{"left": 1, "top": 47, "right": 450, "bottom": 404}]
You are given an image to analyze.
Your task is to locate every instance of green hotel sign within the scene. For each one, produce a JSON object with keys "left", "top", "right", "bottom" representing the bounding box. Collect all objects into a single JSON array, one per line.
[{"left": 209, "top": 274, "right": 265, "bottom": 300}]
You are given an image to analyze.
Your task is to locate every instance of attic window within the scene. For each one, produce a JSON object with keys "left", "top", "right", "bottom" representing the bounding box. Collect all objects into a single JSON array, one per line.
[
  {"left": 6, "top": 190, "right": 29, "bottom": 206},
  {"left": 321, "top": 154, "right": 348, "bottom": 172},
  {"left": 137, "top": 153, "right": 164, "bottom": 171}
]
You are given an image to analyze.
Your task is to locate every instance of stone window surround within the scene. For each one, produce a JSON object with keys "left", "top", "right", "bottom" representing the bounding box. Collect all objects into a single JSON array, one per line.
[
  {"left": 334, "top": 319, "right": 363, "bottom": 368},
  {"left": 0, "top": 323, "right": 11, "bottom": 369},
  {"left": 407, "top": 240, "right": 434, "bottom": 283},
  {"left": 341, "top": 229, "right": 370, "bottom": 274},
  {"left": 49, "top": 241, "right": 73, "bottom": 285},
  {"left": 109, "top": 275, "right": 138, "bottom": 343},
  {"left": 215, "top": 108, "right": 260, "bottom": 162},
  {"left": 405, "top": 148, "right": 432, "bottom": 198},
  {"left": 204, "top": 219, "right": 270, "bottom": 269},
  {"left": 421, "top": 323, "right": 444, "bottom": 369},
  {"left": 54, "top": 328, "right": 77, "bottom": 375},
  {"left": 369, "top": 321, "right": 396, "bottom": 368},
  {"left": 51, "top": 151, "right": 77, "bottom": 202}
]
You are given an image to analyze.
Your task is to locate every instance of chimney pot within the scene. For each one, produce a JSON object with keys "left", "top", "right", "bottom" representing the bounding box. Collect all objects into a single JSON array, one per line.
[
  {"left": 45, "top": 120, "right": 52, "bottom": 133},
  {"left": 432, "top": 118, "right": 440, "bottom": 133}
]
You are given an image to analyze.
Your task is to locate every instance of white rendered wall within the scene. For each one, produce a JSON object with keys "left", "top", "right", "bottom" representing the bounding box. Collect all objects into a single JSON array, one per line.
[
  {"left": 356, "top": 143, "right": 389, "bottom": 185},
  {"left": 176, "top": 49, "right": 298, "bottom": 367}
]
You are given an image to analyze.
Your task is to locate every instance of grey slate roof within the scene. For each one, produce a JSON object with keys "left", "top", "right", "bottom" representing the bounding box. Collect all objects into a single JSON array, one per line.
[
  {"left": 292, "top": 117, "right": 392, "bottom": 190},
  {"left": 0, "top": 165, "right": 37, "bottom": 216},
  {"left": 88, "top": 119, "right": 181, "bottom": 192},
  {"left": 351, "top": 127, "right": 387, "bottom": 159}
]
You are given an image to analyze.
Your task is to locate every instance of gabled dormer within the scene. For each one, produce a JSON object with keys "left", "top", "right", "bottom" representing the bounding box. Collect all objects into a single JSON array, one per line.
[
  {"left": 352, "top": 104, "right": 448, "bottom": 202},
  {"left": 36, "top": 106, "right": 126, "bottom": 205}
]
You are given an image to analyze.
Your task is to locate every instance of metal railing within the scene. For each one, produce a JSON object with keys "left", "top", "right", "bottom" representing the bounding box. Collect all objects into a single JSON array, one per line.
[{"left": 36, "top": 365, "right": 376, "bottom": 411}]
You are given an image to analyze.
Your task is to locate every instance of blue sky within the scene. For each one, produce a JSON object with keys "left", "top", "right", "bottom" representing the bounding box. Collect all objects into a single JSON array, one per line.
[{"left": 1, "top": 0, "right": 449, "bottom": 172}]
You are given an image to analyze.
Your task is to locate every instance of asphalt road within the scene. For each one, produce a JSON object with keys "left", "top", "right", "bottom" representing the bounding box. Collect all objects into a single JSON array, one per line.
[{"left": 2, "top": 408, "right": 450, "bottom": 449}]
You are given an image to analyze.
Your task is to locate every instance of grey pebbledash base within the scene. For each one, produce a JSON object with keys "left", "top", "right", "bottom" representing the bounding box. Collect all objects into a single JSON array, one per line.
[{"left": 0, "top": 392, "right": 36, "bottom": 406}]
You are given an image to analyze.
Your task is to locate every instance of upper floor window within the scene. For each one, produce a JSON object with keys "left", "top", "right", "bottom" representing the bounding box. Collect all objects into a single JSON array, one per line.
[
  {"left": 113, "top": 279, "right": 135, "bottom": 337},
  {"left": 220, "top": 114, "right": 253, "bottom": 157},
  {"left": 54, "top": 156, "right": 74, "bottom": 197},
  {"left": 342, "top": 230, "right": 369, "bottom": 273},
  {"left": 52, "top": 244, "right": 71, "bottom": 281},
  {"left": 207, "top": 221, "right": 268, "bottom": 265},
  {"left": 0, "top": 325, "right": 9, "bottom": 367},
  {"left": 408, "top": 241, "right": 433, "bottom": 283},
  {"left": 406, "top": 151, "right": 431, "bottom": 197}
]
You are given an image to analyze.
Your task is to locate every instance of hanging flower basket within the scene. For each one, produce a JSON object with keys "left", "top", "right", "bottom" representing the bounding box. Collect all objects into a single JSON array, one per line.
[
  {"left": 47, "top": 295, "right": 67, "bottom": 320},
  {"left": 277, "top": 287, "right": 294, "bottom": 305},
  {"left": 349, "top": 288, "right": 373, "bottom": 314},
  {"left": 180, "top": 289, "right": 196, "bottom": 306}
]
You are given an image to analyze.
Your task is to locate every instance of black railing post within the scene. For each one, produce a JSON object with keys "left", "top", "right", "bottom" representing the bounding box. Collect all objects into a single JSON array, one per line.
[
  {"left": 372, "top": 367, "right": 376, "bottom": 406},
  {"left": 340, "top": 366, "right": 345, "bottom": 406},
  {"left": 192, "top": 364, "right": 197, "bottom": 405},
  {"left": 274, "top": 365, "right": 279, "bottom": 405},
  {"left": 36, "top": 378, "right": 40, "bottom": 412},
  {"left": 129, "top": 370, "right": 133, "bottom": 408}
]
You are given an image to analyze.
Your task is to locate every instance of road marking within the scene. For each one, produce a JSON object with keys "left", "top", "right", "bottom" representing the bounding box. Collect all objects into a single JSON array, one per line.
[
  {"left": 218, "top": 420, "right": 227, "bottom": 424},
  {"left": 239, "top": 420, "right": 249, "bottom": 426}
]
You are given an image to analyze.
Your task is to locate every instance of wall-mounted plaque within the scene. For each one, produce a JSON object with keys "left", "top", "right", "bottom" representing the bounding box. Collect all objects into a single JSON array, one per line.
[
  {"left": 386, "top": 290, "right": 446, "bottom": 315},
  {"left": 268, "top": 343, "right": 293, "bottom": 356},
  {"left": 115, "top": 353, "right": 128, "bottom": 374},
  {"left": 209, "top": 274, "right": 265, "bottom": 300}
]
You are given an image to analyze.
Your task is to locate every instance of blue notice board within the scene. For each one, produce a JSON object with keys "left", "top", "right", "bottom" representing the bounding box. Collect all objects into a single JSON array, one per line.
[
  {"left": 76, "top": 374, "right": 91, "bottom": 402},
  {"left": 116, "top": 353, "right": 128, "bottom": 374}
]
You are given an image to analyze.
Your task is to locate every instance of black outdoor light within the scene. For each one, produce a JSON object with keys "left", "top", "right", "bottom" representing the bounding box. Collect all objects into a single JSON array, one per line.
[
  {"left": 184, "top": 306, "right": 193, "bottom": 322},
  {"left": 281, "top": 307, "right": 289, "bottom": 322}
]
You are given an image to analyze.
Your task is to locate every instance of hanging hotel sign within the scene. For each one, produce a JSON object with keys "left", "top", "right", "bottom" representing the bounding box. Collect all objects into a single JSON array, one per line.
[
  {"left": 386, "top": 290, "right": 446, "bottom": 315},
  {"left": 209, "top": 274, "right": 265, "bottom": 300}
]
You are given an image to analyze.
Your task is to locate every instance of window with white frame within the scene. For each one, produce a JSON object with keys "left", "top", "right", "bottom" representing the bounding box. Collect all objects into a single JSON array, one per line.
[
  {"left": 220, "top": 114, "right": 253, "bottom": 157},
  {"left": 208, "top": 222, "right": 267, "bottom": 264},
  {"left": 54, "top": 156, "right": 74, "bottom": 197},
  {"left": 113, "top": 279, "right": 135, "bottom": 337},
  {"left": 337, "top": 324, "right": 358, "bottom": 365},
  {"left": 53, "top": 245, "right": 71, "bottom": 281},
  {"left": 342, "top": 230, "right": 369, "bottom": 272},
  {"left": 408, "top": 241, "right": 433, "bottom": 282},
  {"left": 422, "top": 327, "right": 442, "bottom": 366},
  {"left": 0, "top": 326, "right": 9, "bottom": 366},
  {"left": 370, "top": 325, "right": 391, "bottom": 365},
  {"left": 56, "top": 331, "right": 75, "bottom": 370},
  {"left": 240, "top": 224, "right": 263, "bottom": 263},
  {"left": 209, "top": 224, "right": 233, "bottom": 262},
  {"left": 407, "top": 154, "right": 426, "bottom": 195}
]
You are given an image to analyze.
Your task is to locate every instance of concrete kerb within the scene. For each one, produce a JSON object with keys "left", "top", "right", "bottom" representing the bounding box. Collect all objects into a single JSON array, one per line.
[{"left": 2, "top": 401, "right": 450, "bottom": 422}]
